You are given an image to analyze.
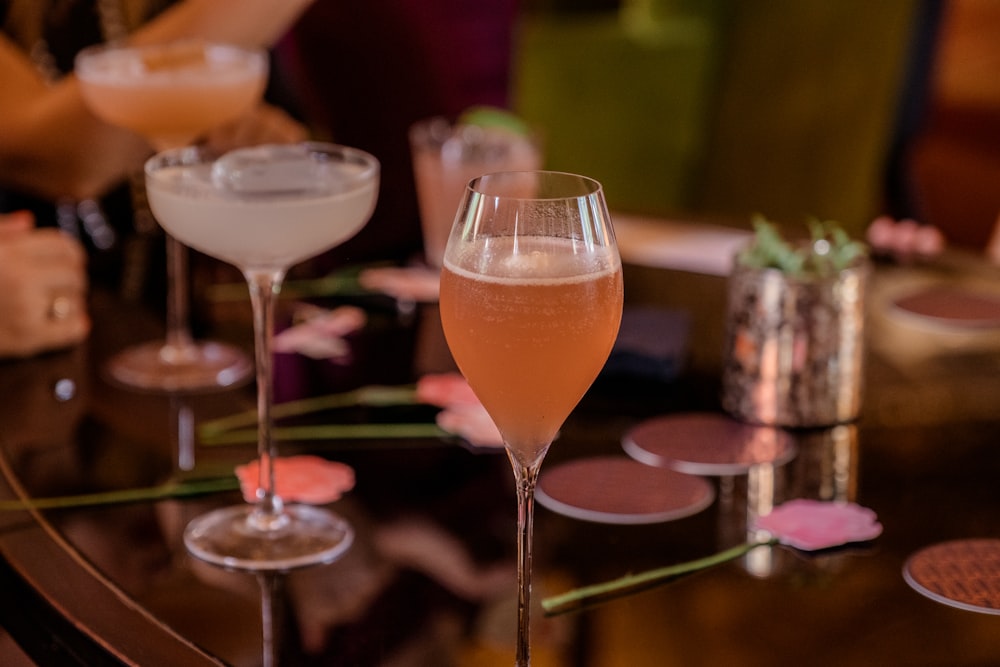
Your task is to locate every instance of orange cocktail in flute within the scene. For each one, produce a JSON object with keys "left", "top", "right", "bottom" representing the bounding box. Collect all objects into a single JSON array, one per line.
[{"left": 438, "top": 171, "right": 622, "bottom": 666}]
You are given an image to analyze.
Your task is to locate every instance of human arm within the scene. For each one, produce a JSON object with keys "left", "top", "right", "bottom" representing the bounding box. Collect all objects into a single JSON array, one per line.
[
  {"left": 128, "top": 0, "right": 317, "bottom": 48},
  {"left": 0, "top": 35, "right": 151, "bottom": 202},
  {"left": 203, "top": 103, "right": 309, "bottom": 154},
  {"left": 0, "top": 0, "right": 316, "bottom": 203}
]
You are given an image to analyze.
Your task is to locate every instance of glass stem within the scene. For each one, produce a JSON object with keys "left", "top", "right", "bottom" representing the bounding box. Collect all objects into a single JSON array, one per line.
[
  {"left": 257, "top": 573, "right": 281, "bottom": 667},
  {"left": 512, "top": 455, "right": 543, "bottom": 667},
  {"left": 246, "top": 269, "right": 286, "bottom": 525},
  {"left": 162, "top": 234, "right": 196, "bottom": 361},
  {"left": 170, "top": 396, "right": 195, "bottom": 472}
]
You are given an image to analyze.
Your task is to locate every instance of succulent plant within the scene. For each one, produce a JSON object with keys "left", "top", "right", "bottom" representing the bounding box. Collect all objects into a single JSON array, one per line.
[{"left": 736, "top": 214, "right": 868, "bottom": 278}]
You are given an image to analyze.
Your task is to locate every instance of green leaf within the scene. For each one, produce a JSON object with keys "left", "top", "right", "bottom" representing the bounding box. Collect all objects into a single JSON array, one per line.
[
  {"left": 457, "top": 105, "right": 531, "bottom": 136},
  {"left": 736, "top": 215, "right": 867, "bottom": 278}
]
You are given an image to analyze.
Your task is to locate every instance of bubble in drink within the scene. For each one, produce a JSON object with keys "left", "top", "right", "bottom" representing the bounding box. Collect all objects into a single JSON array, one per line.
[
  {"left": 488, "top": 240, "right": 612, "bottom": 279},
  {"left": 501, "top": 250, "right": 552, "bottom": 276}
]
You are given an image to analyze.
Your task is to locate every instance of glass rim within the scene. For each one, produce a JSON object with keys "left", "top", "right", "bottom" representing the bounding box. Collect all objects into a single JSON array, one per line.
[
  {"left": 466, "top": 170, "right": 603, "bottom": 201},
  {"left": 75, "top": 39, "right": 268, "bottom": 74},
  {"left": 144, "top": 141, "right": 380, "bottom": 194}
]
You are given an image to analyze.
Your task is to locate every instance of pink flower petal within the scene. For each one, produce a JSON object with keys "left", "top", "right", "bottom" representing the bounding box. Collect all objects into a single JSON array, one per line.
[
  {"left": 273, "top": 329, "right": 351, "bottom": 360},
  {"left": 416, "top": 373, "right": 482, "bottom": 408},
  {"left": 274, "top": 306, "right": 365, "bottom": 359},
  {"left": 754, "top": 498, "right": 883, "bottom": 551},
  {"left": 866, "top": 216, "right": 946, "bottom": 259},
  {"left": 235, "top": 455, "right": 355, "bottom": 505},
  {"left": 436, "top": 404, "right": 505, "bottom": 449},
  {"left": 307, "top": 305, "right": 367, "bottom": 336}
]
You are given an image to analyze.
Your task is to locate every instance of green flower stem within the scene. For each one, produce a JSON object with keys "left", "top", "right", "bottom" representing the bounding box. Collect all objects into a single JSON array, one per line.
[
  {"left": 206, "top": 268, "right": 371, "bottom": 302},
  {"left": 198, "top": 385, "right": 420, "bottom": 438},
  {"left": 201, "top": 423, "right": 448, "bottom": 446},
  {"left": 542, "top": 538, "right": 778, "bottom": 617},
  {"left": 0, "top": 477, "right": 240, "bottom": 512}
]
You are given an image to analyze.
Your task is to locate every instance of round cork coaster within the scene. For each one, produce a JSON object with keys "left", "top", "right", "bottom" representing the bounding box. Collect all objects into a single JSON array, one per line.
[
  {"left": 536, "top": 456, "right": 714, "bottom": 525},
  {"left": 622, "top": 412, "right": 797, "bottom": 476},
  {"left": 891, "top": 286, "right": 1000, "bottom": 330},
  {"left": 903, "top": 539, "right": 1000, "bottom": 615}
]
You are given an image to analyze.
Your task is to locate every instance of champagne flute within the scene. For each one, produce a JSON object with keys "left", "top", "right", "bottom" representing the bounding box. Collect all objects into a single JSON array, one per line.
[
  {"left": 76, "top": 40, "right": 267, "bottom": 392},
  {"left": 438, "top": 171, "right": 623, "bottom": 664},
  {"left": 145, "top": 142, "right": 379, "bottom": 570}
]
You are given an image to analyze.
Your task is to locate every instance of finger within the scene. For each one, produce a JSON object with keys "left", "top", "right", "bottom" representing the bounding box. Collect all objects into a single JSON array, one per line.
[
  {"left": 12, "top": 229, "right": 87, "bottom": 266},
  {"left": 0, "top": 210, "right": 35, "bottom": 240},
  {"left": 26, "top": 255, "right": 89, "bottom": 325},
  {"left": 235, "top": 106, "right": 306, "bottom": 144},
  {"left": 34, "top": 292, "right": 91, "bottom": 353},
  {"left": 36, "top": 314, "right": 91, "bottom": 353},
  {"left": 42, "top": 269, "right": 89, "bottom": 303},
  {"left": 206, "top": 104, "right": 308, "bottom": 151},
  {"left": 262, "top": 106, "right": 309, "bottom": 143},
  {"left": 0, "top": 287, "right": 89, "bottom": 358}
]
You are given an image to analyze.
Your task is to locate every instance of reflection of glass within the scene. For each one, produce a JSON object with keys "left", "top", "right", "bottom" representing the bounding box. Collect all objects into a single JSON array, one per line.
[
  {"left": 715, "top": 425, "right": 861, "bottom": 579},
  {"left": 791, "top": 424, "right": 858, "bottom": 503},
  {"left": 409, "top": 117, "right": 541, "bottom": 268},
  {"left": 76, "top": 41, "right": 267, "bottom": 392},
  {"left": 438, "top": 171, "right": 623, "bottom": 665},
  {"left": 169, "top": 396, "right": 196, "bottom": 471},
  {"left": 146, "top": 142, "right": 379, "bottom": 571},
  {"left": 743, "top": 463, "right": 779, "bottom": 577},
  {"left": 714, "top": 464, "right": 786, "bottom": 579},
  {"left": 257, "top": 573, "right": 282, "bottom": 667}
]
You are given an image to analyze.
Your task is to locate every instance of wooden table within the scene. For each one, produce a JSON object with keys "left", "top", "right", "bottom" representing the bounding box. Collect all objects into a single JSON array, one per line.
[{"left": 2, "top": 245, "right": 999, "bottom": 666}]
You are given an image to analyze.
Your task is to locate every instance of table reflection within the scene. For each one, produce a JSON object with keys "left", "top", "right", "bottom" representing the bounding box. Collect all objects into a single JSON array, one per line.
[{"left": 1, "top": 245, "right": 1000, "bottom": 665}]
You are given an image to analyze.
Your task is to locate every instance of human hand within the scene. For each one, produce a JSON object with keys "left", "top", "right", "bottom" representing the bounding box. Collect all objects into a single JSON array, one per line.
[
  {"left": 0, "top": 211, "right": 90, "bottom": 358},
  {"left": 203, "top": 102, "right": 309, "bottom": 154}
]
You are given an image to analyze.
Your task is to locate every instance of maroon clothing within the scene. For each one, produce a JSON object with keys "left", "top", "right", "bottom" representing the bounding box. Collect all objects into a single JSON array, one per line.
[{"left": 280, "top": 0, "right": 518, "bottom": 267}]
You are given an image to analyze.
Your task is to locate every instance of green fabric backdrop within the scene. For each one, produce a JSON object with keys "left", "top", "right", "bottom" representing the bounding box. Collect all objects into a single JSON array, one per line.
[{"left": 512, "top": 0, "right": 918, "bottom": 235}]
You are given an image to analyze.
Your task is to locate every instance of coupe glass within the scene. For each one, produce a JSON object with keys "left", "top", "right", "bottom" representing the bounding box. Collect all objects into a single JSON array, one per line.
[
  {"left": 438, "top": 171, "right": 623, "bottom": 664},
  {"left": 145, "top": 142, "right": 379, "bottom": 570},
  {"left": 76, "top": 40, "right": 267, "bottom": 392}
]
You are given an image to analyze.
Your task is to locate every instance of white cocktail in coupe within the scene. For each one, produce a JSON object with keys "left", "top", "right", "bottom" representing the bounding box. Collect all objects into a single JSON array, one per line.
[
  {"left": 148, "top": 145, "right": 377, "bottom": 268},
  {"left": 146, "top": 143, "right": 379, "bottom": 571}
]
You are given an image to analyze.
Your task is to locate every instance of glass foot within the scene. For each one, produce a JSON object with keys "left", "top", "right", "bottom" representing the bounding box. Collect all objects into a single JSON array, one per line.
[
  {"left": 105, "top": 339, "right": 252, "bottom": 392},
  {"left": 184, "top": 504, "right": 354, "bottom": 572}
]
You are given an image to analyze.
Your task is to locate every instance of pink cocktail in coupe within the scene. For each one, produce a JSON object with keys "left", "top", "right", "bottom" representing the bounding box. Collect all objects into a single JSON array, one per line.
[{"left": 76, "top": 40, "right": 267, "bottom": 392}]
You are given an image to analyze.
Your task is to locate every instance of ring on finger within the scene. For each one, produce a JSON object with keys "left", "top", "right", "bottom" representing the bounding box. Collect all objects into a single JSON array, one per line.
[{"left": 49, "top": 295, "right": 73, "bottom": 320}]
